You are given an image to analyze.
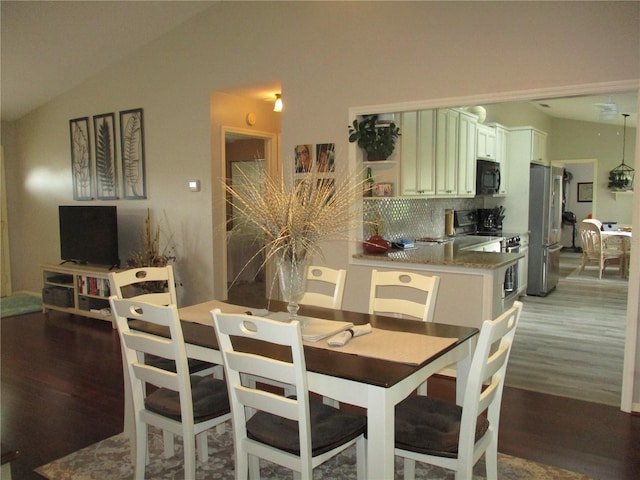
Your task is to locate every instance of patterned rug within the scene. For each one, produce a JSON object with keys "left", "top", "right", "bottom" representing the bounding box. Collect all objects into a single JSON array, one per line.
[
  {"left": 0, "top": 293, "right": 42, "bottom": 318},
  {"left": 36, "top": 422, "right": 594, "bottom": 480}
]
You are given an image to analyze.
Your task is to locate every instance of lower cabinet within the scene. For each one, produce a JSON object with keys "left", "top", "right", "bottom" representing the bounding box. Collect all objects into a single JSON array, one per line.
[{"left": 42, "top": 263, "right": 119, "bottom": 326}]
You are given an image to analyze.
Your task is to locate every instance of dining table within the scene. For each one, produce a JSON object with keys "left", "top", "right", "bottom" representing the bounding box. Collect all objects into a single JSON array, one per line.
[
  {"left": 125, "top": 299, "right": 479, "bottom": 479},
  {"left": 601, "top": 228, "right": 632, "bottom": 277}
]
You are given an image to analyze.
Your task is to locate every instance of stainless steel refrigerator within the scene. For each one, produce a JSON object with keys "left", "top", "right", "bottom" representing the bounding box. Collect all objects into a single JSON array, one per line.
[{"left": 527, "top": 164, "right": 564, "bottom": 296}]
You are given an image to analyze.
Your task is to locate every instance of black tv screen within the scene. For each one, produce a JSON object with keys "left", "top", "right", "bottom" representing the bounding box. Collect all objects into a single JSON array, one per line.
[{"left": 59, "top": 206, "right": 120, "bottom": 267}]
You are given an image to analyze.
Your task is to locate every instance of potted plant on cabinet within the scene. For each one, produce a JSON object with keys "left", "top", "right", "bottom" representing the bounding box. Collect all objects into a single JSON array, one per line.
[{"left": 348, "top": 114, "right": 400, "bottom": 161}]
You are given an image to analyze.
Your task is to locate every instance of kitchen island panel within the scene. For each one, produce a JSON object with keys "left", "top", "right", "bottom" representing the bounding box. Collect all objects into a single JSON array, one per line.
[{"left": 348, "top": 258, "right": 511, "bottom": 328}]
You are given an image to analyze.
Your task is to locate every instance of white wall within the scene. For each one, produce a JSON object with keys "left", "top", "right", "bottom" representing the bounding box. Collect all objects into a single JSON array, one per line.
[{"left": 3, "top": 1, "right": 640, "bottom": 400}]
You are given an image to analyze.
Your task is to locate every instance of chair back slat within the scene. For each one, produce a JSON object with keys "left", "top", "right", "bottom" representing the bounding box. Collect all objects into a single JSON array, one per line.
[
  {"left": 368, "top": 269, "right": 440, "bottom": 322},
  {"left": 226, "top": 351, "right": 298, "bottom": 387},
  {"left": 236, "top": 386, "right": 299, "bottom": 421},
  {"left": 300, "top": 266, "right": 347, "bottom": 309},
  {"left": 109, "top": 266, "right": 177, "bottom": 306}
]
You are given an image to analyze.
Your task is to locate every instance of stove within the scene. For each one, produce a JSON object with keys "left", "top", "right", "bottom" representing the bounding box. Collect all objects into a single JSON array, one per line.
[{"left": 453, "top": 209, "right": 522, "bottom": 300}]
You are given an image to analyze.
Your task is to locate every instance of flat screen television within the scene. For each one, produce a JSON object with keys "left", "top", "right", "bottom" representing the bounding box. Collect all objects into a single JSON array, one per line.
[{"left": 59, "top": 206, "right": 120, "bottom": 267}]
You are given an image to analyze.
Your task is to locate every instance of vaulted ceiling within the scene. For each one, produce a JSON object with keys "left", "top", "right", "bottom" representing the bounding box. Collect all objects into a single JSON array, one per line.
[{"left": 1, "top": 1, "right": 637, "bottom": 126}]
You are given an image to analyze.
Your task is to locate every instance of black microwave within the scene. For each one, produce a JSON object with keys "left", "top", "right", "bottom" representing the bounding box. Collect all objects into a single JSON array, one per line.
[{"left": 476, "top": 159, "right": 501, "bottom": 195}]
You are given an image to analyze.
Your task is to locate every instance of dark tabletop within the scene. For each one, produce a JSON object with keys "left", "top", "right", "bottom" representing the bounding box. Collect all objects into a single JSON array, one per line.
[{"left": 129, "top": 300, "right": 478, "bottom": 389}]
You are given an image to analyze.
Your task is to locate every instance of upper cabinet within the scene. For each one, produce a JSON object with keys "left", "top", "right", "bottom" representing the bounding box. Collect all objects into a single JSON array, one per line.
[
  {"left": 488, "top": 123, "right": 509, "bottom": 195},
  {"left": 457, "top": 111, "right": 478, "bottom": 196},
  {"left": 399, "top": 108, "right": 476, "bottom": 198},
  {"left": 510, "top": 126, "right": 547, "bottom": 165},
  {"left": 435, "top": 108, "right": 459, "bottom": 196},
  {"left": 476, "top": 124, "right": 497, "bottom": 160},
  {"left": 400, "top": 110, "right": 436, "bottom": 196}
]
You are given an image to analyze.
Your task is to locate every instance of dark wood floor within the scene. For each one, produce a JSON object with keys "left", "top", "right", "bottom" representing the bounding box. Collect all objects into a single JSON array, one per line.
[{"left": 2, "top": 310, "right": 639, "bottom": 480}]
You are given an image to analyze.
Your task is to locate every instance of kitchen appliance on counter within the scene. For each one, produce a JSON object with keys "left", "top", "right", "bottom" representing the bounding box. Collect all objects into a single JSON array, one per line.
[
  {"left": 476, "top": 159, "right": 501, "bottom": 195},
  {"left": 476, "top": 207, "right": 505, "bottom": 233},
  {"left": 527, "top": 164, "right": 563, "bottom": 296}
]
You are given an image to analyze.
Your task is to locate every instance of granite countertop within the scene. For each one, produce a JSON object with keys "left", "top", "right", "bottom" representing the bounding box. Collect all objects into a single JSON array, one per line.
[{"left": 353, "top": 236, "right": 523, "bottom": 270}]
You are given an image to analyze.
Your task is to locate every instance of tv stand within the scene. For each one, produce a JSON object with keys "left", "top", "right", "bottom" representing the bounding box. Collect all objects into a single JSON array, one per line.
[{"left": 41, "top": 263, "right": 123, "bottom": 328}]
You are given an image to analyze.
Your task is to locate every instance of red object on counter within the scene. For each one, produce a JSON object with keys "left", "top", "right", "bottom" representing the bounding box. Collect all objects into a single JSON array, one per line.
[{"left": 363, "top": 235, "right": 390, "bottom": 253}]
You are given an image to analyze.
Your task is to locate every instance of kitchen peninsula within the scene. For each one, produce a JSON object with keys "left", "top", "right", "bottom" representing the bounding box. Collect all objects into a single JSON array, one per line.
[{"left": 353, "top": 236, "right": 523, "bottom": 329}]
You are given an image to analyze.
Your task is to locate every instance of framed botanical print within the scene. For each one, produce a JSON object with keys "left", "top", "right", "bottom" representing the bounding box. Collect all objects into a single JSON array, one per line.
[
  {"left": 69, "top": 117, "right": 93, "bottom": 200},
  {"left": 93, "top": 113, "right": 118, "bottom": 200},
  {"left": 120, "top": 108, "right": 146, "bottom": 199}
]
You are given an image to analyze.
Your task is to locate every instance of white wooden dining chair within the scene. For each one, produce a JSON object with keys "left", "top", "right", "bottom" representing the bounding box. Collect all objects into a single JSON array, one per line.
[
  {"left": 394, "top": 300, "right": 522, "bottom": 480},
  {"left": 368, "top": 269, "right": 440, "bottom": 322},
  {"left": 211, "top": 309, "right": 367, "bottom": 480},
  {"left": 110, "top": 297, "right": 231, "bottom": 480},
  {"left": 299, "top": 265, "right": 347, "bottom": 309},
  {"left": 578, "top": 221, "right": 624, "bottom": 278},
  {"left": 369, "top": 269, "right": 440, "bottom": 395},
  {"left": 109, "top": 266, "right": 177, "bottom": 306}
]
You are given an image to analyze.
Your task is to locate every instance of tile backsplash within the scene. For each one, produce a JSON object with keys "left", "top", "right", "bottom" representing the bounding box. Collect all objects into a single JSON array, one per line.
[{"left": 363, "top": 197, "right": 484, "bottom": 241}]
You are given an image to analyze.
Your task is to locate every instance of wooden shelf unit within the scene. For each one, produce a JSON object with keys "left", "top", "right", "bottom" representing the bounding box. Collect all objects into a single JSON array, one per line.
[{"left": 41, "top": 263, "right": 120, "bottom": 327}]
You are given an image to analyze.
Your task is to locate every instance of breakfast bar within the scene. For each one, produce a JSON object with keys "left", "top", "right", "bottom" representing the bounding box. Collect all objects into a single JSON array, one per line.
[{"left": 353, "top": 236, "right": 523, "bottom": 329}]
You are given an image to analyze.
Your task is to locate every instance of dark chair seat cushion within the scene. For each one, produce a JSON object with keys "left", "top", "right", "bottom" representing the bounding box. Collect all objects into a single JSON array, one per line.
[
  {"left": 246, "top": 400, "right": 366, "bottom": 456},
  {"left": 145, "top": 376, "right": 230, "bottom": 422},
  {"left": 145, "top": 354, "right": 217, "bottom": 374},
  {"left": 395, "top": 395, "right": 489, "bottom": 458}
]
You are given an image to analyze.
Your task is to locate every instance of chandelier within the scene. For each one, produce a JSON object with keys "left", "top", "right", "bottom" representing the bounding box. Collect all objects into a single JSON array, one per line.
[{"left": 608, "top": 113, "right": 634, "bottom": 192}]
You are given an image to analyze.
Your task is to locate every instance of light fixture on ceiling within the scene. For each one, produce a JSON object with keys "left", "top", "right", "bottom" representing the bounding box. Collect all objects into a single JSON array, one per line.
[
  {"left": 608, "top": 113, "right": 634, "bottom": 192},
  {"left": 273, "top": 93, "right": 282, "bottom": 112}
]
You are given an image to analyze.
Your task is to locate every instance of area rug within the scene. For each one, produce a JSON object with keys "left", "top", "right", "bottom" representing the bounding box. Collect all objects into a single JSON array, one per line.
[
  {"left": 36, "top": 422, "right": 594, "bottom": 480},
  {"left": 0, "top": 293, "right": 42, "bottom": 318}
]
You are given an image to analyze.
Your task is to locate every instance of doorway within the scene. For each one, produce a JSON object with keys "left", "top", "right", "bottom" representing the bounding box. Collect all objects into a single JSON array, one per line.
[
  {"left": 552, "top": 158, "right": 597, "bottom": 249},
  {"left": 223, "top": 129, "right": 277, "bottom": 308}
]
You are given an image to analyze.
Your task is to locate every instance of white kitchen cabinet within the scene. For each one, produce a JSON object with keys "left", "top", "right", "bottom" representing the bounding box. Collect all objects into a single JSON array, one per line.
[
  {"left": 457, "top": 110, "right": 477, "bottom": 197},
  {"left": 494, "top": 124, "right": 509, "bottom": 195},
  {"left": 510, "top": 126, "right": 547, "bottom": 165},
  {"left": 517, "top": 245, "right": 529, "bottom": 296},
  {"left": 435, "top": 108, "right": 458, "bottom": 196},
  {"left": 400, "top": 110, "right": 436, "bottom": 196},
  {"left": 476, "top": 124, "right": 497, "bottom": 161}
]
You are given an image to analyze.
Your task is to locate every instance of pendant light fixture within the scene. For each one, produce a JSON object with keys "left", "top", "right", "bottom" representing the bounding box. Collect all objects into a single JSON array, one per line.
[
  {"left": 608, "top": 113, "right": 634, "bottom": 192},
  {"left": 273, "top": 93, "right": 282, "bottom": 112}
]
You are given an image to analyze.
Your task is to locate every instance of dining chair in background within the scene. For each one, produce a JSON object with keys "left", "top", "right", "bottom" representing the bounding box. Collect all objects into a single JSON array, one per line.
[
  {"left": 368, "top": 269, "right": 440, "bottom": 322},
  {"left": 578, "top": 221, "right": 624, "bottom": 278},
  {"left": 110, "top": 297, "right": 231, "bottom": 480},
  {"left": 369, "top": 269, "right": 441, "bottom": 395},
  {"left": 299, "top": 265, "right": 347, "bottom": 310},
  {"left": 394, "top": 300, "right": 523, "bottom": 480},
  {"left": 211, "top": 309, "right": 367, "bottom": 480}
]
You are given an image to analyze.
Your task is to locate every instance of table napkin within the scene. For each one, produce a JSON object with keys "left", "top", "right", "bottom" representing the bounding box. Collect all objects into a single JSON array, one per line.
[{"left": 327, "top": 323, "right": 372, "bottom": 346}]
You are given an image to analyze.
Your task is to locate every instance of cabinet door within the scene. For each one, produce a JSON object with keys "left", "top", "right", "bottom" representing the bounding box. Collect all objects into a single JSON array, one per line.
[
  {"left": 401, "top": 110, "right": 436, "bottom": 196},
  {"left": 457, "top": 111, "right": 477, "bottom": 196},
  {"left": 435, "top": 109, "right": 458, "bottom": 196},
  {"left": 476, "top": 124, "right": 496, "bottom": 160},
  {"left": 531, "top": 129, "right": 548, "bottom": 165},
  {"left": 495, "top": 126, "right": 508, "bottom": 194}
]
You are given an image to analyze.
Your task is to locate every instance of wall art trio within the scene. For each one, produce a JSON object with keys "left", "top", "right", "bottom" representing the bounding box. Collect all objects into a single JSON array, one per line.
[{"left": 70, "top": 108, "right": 146, "bottom": 200}]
